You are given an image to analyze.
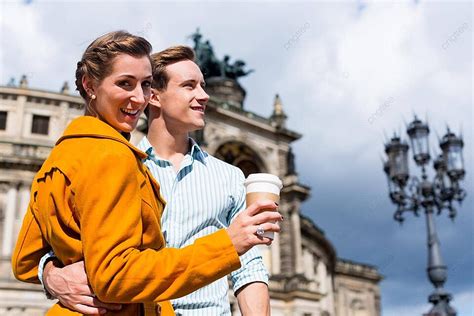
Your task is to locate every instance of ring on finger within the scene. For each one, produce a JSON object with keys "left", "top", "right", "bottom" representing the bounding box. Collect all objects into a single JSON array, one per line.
[{"left": 256, "top": 225, "right": 265, "bottom": 236}]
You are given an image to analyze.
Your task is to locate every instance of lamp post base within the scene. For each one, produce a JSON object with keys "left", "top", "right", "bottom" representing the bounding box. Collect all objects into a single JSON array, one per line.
[{"left": 423, "top": 292, "right": 456, "bottom": 316}]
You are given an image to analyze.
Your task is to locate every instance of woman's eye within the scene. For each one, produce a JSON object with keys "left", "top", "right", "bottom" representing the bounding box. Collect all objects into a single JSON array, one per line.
[
  {"left": 118, "top": 81, "right": 131, "bottom": 87},
  {"left": 142, "top": 81, "right": 152, "bottom": 88}
]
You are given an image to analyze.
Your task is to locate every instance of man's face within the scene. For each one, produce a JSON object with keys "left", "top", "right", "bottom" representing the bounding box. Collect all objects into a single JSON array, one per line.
[{"left": 154, "top": 60, "right": 209, "bottom": 133}]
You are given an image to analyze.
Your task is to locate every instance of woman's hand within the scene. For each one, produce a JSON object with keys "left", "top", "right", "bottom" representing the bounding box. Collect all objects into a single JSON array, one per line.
[{"left": 227, "top": 199, "right": 282, "bottom": 255}]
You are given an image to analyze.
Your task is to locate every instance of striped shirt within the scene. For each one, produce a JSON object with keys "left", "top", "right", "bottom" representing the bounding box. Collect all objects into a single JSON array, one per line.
[{"left": 138, "top": 136, "right": 268, "bottom": 316}]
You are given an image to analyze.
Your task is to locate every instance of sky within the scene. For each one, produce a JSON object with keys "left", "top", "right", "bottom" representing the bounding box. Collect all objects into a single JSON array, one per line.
[{"left": 1, "top": 0, "right": 472, "bottom": 315}]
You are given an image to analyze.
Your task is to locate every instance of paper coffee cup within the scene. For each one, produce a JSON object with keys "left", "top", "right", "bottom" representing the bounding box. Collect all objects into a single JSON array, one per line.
[{"left": 244, "top": 173, "right": 283, "bottom": 239}]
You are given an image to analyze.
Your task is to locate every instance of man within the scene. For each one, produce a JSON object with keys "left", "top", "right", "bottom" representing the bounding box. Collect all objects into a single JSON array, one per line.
[{"left": 40, "top": 46, "right": 272, "bottom": 315}]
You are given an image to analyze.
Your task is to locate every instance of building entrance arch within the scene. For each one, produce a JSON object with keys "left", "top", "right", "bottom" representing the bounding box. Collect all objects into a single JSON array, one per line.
[{"left": 214, "top": 141, "right": 265, "bottom": 177}]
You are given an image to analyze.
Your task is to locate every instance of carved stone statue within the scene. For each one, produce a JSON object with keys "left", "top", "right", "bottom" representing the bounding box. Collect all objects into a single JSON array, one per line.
[
  {"left": 222, "top": 57, "right": 254, "bottom": 79},
  {"left": 190, "top": 29, "right": 253, "bottom": 80},
  {"left": 7, "top": 77, "right": 16, "bottom": 87}
]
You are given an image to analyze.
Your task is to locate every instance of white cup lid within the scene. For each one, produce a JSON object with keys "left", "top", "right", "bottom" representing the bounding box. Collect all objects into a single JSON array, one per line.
[{"left": 244, "top": 173, "right": 283, "bottom": 189}]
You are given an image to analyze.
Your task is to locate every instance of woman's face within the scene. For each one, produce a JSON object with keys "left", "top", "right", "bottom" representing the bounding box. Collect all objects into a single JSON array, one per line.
[{"left": 92, "top": 54, "right": 152, "bottom": 133}]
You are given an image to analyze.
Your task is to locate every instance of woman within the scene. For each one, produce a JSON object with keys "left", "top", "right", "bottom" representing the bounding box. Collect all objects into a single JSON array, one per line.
[{"left": 12, "top": 31, "right": 281, "bottom": 316}]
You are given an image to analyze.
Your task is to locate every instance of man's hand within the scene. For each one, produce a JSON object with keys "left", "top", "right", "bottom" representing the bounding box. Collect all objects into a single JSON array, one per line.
[
  {"left": 43, "top": 260, "right": 122, "bottom": 315},
  {"left": 236, "top": 282, "right": 270, "bottom": 316}
]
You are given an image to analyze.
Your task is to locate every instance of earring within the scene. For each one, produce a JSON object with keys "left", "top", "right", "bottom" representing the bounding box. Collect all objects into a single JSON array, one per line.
[{"left": 87, "top": 89, "right": 96, "bottom": 100}]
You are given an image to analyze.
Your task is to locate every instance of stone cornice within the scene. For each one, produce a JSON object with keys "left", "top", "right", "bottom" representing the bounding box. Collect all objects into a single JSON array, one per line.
[
  {"left": 207, "top": 98, "right": 301, "bottom": 142},
  {"left": 0, "top": 140, "right": 51, "bottom": 171},
  {"left": 269, "top": 289, "right": 324, "bottom": 302},
  {"left": 0, "top": 86, "right": 84, "bottom": 109},
  {"left": 282, "top": 175, "right": 311, "bottom": 202},
  {"left": 0, "top": 280, "right": 43, "bottom": 291},
  {"left": 335, "top": 258, "right": 383, "bottom": 283},
  {"left": 269, "top": 274, "right": 324, "bottom": 301}
]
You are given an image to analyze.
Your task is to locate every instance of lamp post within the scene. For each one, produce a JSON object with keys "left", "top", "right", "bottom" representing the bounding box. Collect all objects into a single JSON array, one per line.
[{"left": 383, "top": 116, "right": 466, "bottom": 316}]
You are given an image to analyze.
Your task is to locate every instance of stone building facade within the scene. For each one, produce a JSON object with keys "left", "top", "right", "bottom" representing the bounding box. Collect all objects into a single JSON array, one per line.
[{"left": 0, "top": 76, "right": 382, "bottom": 315}]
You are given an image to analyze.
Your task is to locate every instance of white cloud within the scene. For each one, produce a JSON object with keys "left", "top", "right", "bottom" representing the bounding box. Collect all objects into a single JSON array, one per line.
[
  {"left": 0, "top": 1, "right": 471, "bottom": 314},
  {"left": 277, "top": 1, "right": 471, "bottom": 180},
  {"left": 384, "top": 301, "right": 431, "bottom": 316},
  {"left": 0, "top": 2, "right": 60, "bottom": 87},
  {"left": 454, "top": 289, "right": 474, "bottom": 316},
  {"left": 1, "top": 1, "right": 173, "bottom": 92}
]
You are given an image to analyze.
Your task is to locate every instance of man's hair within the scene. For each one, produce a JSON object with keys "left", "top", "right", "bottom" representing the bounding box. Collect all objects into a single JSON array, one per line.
[{"left": 151, "top": 46, "right": 195, "bottom": 91}]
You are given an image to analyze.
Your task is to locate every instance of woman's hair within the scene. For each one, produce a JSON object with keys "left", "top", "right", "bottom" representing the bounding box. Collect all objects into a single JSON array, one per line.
[
  {"left": 151, "top": 45, "right": 195, "bottom": 91},
  {"left": 75, "top": 30, "right": 152, "bottom": 108}
]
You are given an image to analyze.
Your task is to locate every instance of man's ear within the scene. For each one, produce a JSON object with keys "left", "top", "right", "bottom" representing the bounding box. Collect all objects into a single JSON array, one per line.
[{"left": 149, "top": 88, "right": 162, "bottom": 108}]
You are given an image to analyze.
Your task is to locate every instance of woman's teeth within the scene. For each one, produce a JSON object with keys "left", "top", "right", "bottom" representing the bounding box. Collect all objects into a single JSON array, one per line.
[{"left": 121, "top": 108, "right": 139, "bottom": 115}]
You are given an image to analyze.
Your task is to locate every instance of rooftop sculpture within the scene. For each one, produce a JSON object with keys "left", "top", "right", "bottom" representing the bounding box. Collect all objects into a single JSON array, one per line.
[{"left": 190, "top": 28, "right": 254, "bottom": 80}]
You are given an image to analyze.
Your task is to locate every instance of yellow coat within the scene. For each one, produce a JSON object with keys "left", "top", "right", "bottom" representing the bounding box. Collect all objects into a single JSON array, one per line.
[{"left": 12, "top": 116, "right": 241, "bottom": 315}]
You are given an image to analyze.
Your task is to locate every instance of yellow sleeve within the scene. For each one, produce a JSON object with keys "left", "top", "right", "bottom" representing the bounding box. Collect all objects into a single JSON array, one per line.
[
  {"left": 75, "top": 147, "right": 241, "bottom": 303},
  {"left": 11, "top": 200, "right": 49, "bottom": 283}
]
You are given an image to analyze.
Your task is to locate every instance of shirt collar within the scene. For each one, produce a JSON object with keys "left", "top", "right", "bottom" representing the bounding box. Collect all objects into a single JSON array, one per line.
[
  {"left": 188, "top": 138, "right": 208, "bottom": 163},
  {"left": 138, "top": 136, "right": 207, "bottom": 165}
]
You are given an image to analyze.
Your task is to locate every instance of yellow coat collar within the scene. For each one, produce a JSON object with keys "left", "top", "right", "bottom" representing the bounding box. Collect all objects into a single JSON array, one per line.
[{"left": 56, "top": 116, "right": 147, "bottom": 160}]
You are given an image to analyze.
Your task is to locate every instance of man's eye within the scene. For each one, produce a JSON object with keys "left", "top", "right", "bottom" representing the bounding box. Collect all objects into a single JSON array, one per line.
[{"left": 142, "top": 81, "right": 152, "bottom": 88}]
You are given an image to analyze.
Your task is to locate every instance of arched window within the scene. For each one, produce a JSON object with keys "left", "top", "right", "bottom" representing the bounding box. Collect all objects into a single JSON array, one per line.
[
  {"left": 214, "top": 141, "right": 265, "bottom": 177},
  {"left": 350, "top": 298, "right": 367, "bottom": 316}
]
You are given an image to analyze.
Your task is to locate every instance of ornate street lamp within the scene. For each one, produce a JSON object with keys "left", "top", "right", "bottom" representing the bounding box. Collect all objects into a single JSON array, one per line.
[
  {"left": 407, "top": 117, "right": 430, "bottom": 166},
  {"left": 440, "top": 129, "right": 465, "bottom": 182},
  {"left": 383, "top": 117, "right": 467, "bottom": 316}
]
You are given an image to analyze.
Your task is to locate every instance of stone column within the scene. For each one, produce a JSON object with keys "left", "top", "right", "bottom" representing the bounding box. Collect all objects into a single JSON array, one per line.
[
  {"left": 279, "top": 175, "right": 309, "bottom": 276},
  {"left": 2, "top": 183, "right": 18, "bottom": 257},
  {"left": 291, "top": 206, "right": 303, "bottom": 274},
  {"left": 318, "top": 262, "right": 326, "bottom": 292},
  {"left": 302, "top": 249, "right": 310, "bottom": 278},
  {"left": 278, "top": 202, "right": 294, "bottom": 275},
  {"left": 16, "top": 95, "right": 27, "bottom": 138},
  {"left": 257, "top": 245, "right": 271, "bottom": 273},
  {"left": 14, "top": 183, "right": 31, "bottom": 242},
  {"left": 19, "top": 184, "right": 30, "bottom": 218},
  {"left": 270, "top": 230, "right": 281, "bottom": 274},
  {"left": 326, "top": 271, "right": 336, "bottom": 315}
]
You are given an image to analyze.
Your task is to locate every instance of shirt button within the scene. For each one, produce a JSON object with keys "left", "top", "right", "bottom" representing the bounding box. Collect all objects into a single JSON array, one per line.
[{"left": 155, "top": 304, "right": 162, "bottom": 315}]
